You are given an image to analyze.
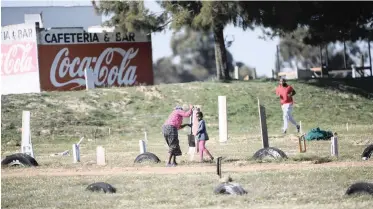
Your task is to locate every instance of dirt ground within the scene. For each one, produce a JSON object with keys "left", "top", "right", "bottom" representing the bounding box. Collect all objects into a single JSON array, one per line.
[{"left": 2, "top": 160, "right": 372, "bottom": 178}]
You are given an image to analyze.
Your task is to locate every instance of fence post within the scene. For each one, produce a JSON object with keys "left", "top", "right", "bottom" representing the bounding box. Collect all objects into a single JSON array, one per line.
[
  {"left": 331, "top": 133, "right": 339, "bottom": 157},
  {"left": 139, "top": 140, "right": 146, "bottom": 154},
  {"left": 234, "top": 66, "right": 239, "bottom": 79},
  {"left": 258, "top": 99, "right": 269, "bottom": 148},
  {"left": 21, "top": 111, "right": 34, "bottom": 158},
  {"left": 96, "top": 146, "right": 106, "bottom": 165},
  {"left": 351, "top": 64, "right": 356, "bottom": 78},
  {"left": 72, "top": 143, "right": 80, "bottom": 163}
]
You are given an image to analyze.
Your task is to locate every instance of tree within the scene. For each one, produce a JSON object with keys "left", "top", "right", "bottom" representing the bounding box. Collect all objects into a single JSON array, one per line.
[
  {"left": 243, "top": 2, "right": 373, "bottom": 45},
  {"left": 153, "top": 57, "right": 196, "bottom": 84},
  {"left": 153, "top": 27, "right": 236, "bottom": 84},
  {"left": 92, "top": 0, "right": 254, "bottom": 81},
  {"left": 92, "top": 1, "right": 373, "bottom": 80},
  {"left": 296, "top": 2, "right": 373, "bottom": 45},
  {"left": 170, "top": 27, "right": 234, "bottom": 79},
  {"left": 278, "top": 27, "right": 369, "bottom": 75}
]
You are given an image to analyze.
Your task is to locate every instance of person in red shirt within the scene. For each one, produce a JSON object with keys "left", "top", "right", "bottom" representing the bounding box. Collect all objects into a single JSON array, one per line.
[{"left": 275, "top": 78, "right": 300, "bottom": 134}]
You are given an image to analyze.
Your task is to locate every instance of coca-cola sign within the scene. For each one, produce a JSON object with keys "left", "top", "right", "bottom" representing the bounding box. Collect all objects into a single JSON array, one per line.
[
  {"left": 38, "top": 42, "right": 153, "bottom": 91},
  {"left": 1, "top": 23, "right": 39, "bottom": 77},
  {"left": 50, "top": 47, "right": 139, "bottom": 87},
  {"left": 1, "top": 23, "right": 41, "bottom": 95},
  {"left": 1, "top": 42, "right": 38, "bottom": 76}
]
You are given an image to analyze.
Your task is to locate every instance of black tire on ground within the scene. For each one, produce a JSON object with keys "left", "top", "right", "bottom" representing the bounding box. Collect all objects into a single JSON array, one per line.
[
  {"left": 134, "top": 152, "right": 161, "bottom": 163},
  {"left": 252, "top": 147, "right": 288, "bottom": 160},
  {"left": 361, "top": 144, "right": 373, "bottom": 160},
  {"left": 213, "top": 183, "right": 248, "bottom": 195},
  {"left": 1, "top": 153, "right": 39, "bottom": 167},
  {"left": 86, "top": 182, "right": 117, "bottom": 194},
  {"left": 345, "top": 182, "right": 373, "bottom": 196}
]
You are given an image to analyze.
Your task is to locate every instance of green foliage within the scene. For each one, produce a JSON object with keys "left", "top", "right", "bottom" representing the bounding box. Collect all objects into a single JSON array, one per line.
[
  {"left": 92, "top": 0, "right": 168, "bottom": 33},
  {"left": 92, "top": 0, "right": 256, "bottom": 80},
  {"left": 249, "top": 2, "right": 373, "bottom": 45},
  {"left": 297, "top": 2, "right": 373, "bottom": 45}
]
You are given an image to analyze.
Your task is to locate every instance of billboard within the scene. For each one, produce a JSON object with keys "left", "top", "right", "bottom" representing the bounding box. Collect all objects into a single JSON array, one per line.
[
  {"left": 1, "top": 23, "right": 41, "bottom": 95},
  {"left": 37, "top": 28, "right": 154, "bottom": 91}
]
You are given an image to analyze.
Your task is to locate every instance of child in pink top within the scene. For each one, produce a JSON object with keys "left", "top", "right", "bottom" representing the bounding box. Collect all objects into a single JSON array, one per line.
[{"left": 162, "top": 105, "right": 193, "bottom": 166}]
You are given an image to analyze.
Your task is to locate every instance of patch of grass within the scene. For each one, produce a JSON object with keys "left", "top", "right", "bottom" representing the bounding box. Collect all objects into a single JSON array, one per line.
[
  {"left": 2, "top": 166, "right": 373, "bottom": 209},
  {"left": 2, "top": 80, "right": 373, "bottom": 164},
  {"left": 2, "top": 80, "right": 373, "bottom": 208},
  {"left": 292, "top": 154, "right": 333, "bottom": 164}
]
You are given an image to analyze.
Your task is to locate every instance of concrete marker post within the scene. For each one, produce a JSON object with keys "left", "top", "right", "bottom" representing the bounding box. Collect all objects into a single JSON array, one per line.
[
  {"left": 331, "top": 133, "right": 339, "bottom": 157},
  {"left": 96, "top": 146, "right": 106, "bottom": 166},
  {"left": 139, "top": 140, "right": 146, "bottom": 154},
  {"left": 351, "top": 64, "right": 356, "bottom": 78},
  {"left": 72, "top": 143, "right": 80, "bottom": 163},
  {"left": 234, "top": 66, "right": 239, "bottom": 79},
  {"left": 21, "top": 111, "right": 34, "bottom": 158}
]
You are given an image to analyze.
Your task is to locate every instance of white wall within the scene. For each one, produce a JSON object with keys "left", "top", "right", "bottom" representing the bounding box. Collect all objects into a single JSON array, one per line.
[{"left": 1, "top": 23, "right": 41, "bottom": 95}]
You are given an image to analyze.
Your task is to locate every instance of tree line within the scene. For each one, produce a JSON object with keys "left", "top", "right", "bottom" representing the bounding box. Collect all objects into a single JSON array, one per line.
[{"left": 92, "top": 1, "right": 373, "bottom": 82}]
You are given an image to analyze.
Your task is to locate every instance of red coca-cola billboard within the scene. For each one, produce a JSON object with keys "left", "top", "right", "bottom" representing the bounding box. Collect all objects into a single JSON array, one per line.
[
  {"left": 37, "top": 29, "right": 153, "bottom": 91},
  {"left": 1, "top": 23, "right": 41, "bottom": 95}
]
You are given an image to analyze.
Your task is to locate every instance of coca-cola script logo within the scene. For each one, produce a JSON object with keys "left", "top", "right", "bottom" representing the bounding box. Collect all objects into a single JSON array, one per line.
[
  {"left": 50, "top": 47, "right": 139, "bottom": 88},
  {"left": 1, "top": 42, "right": 37, "bottom": 76}
]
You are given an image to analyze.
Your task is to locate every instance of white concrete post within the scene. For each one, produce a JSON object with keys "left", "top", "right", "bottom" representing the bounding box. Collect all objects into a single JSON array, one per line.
[
  {"left": 96, "top": 146, "right": 106, "bottom": 165},
  {"left": 234, "top": 66, "right": 239, "bottom": 79},
  {"left": 218, "top": 96, "right": 228, "bottom": 143},
  {"left": 72, "top": 143, "right": 80, "bottom": 163},
  {"left": 84, "top": 68, "right": 95, "bottom": 90},
  {"left": 331, "top": 133, "right": 339, "bottom": 157},
  {"left": 21, "top": 111, "right": 34, "bottom": 158},
  {"left": 351, "top": 64, "right": 356, "bottom": 78},
  {"left": 139, "top": 140, "right": 146, "bottom": 154}
]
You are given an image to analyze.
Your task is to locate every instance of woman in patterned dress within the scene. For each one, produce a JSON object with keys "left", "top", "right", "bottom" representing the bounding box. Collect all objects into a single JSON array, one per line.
[{"left": 162, "top": 104, "right": 194, "bottom": 167}]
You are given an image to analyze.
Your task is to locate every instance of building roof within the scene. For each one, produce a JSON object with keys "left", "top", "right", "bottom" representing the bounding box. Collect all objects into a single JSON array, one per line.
[{"left": 1, "top": 0, "right": 93, "bottom": 8}]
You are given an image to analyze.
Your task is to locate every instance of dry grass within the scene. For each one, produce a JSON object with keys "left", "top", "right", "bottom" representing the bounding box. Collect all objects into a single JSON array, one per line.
[
  {"left": 2, "top": 123, "right": 372, "bottom": 169},
  {"left": 1, "top": 80, "right": 373, "bottom": 208},
  {"left": 2, "top": 167, "right": 373, "bottom": 209}
]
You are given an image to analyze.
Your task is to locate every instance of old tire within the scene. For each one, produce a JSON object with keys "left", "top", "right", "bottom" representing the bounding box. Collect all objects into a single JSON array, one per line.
[
  {"left": 345, "top": 182, "right": 373, "bottom": 196},
  {"left": 86, "top": 182, "right": 117, "bottom": 193},
  {"left": 134, "top": 152, "right": 161, "bottom": 163},
  {"left": 361, "top": 144, "right": 373, "bottom": 160},
  {"left": 252, "top": 147, "right": 288, "bottom": 160},
  {"left": 214, "top": 183, "right": 248, "bottom": 195},
  {"left": 1, "top": 153, "right": 38, "bottom": 167}
]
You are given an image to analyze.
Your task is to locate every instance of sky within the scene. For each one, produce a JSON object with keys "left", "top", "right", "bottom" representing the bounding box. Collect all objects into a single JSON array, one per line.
[{"left": 1, "top": 0, "right": 281, "bottom": 77}]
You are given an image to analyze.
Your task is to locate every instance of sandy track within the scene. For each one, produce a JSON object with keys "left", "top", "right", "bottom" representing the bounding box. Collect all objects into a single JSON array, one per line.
[{"left": 2, "top": 161, "right": 373, "bottom": 178}]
